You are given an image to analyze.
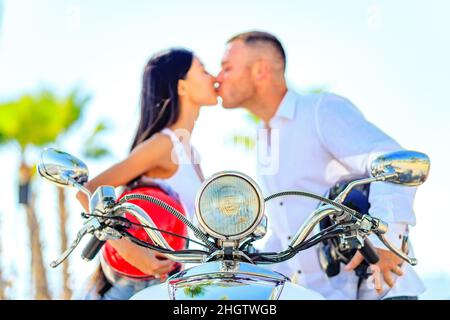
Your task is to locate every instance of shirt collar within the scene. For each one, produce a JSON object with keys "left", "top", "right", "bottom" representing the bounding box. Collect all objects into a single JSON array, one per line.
[{"left": 272, "top": 89, "right": 297, "bottom": 121}]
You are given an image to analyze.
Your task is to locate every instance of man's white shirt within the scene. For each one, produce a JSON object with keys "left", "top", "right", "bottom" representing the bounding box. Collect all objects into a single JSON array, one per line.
[{"left": 256, "top": 89, "right": 425, "bottom": 299}]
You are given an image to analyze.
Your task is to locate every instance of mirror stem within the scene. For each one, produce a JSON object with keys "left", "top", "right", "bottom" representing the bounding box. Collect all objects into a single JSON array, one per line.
[
  {"left": 334, "top": 173, "right": 398, "bottom": 204},
  {"left": 67, "top": 176, "right": 92, "bottom": 212}
]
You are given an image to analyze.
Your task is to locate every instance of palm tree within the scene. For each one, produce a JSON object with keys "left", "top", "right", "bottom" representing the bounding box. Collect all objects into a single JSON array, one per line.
[
  {"left": 0, "top": 1, "right": 9, "bottom": 299},
  {"left": 0, "top": 214, "right": 11, "bottom": 299},
  {"left": 59, "top": 121, "right": 111, "bottom": 299},
  {"left": 0, "top": 89, "right": 90, "bottom": 299}
]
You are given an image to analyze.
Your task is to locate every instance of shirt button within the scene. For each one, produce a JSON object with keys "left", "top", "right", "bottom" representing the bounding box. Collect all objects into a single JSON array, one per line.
[
  {"left": 297, "top": 270, "right": 302, "bottom": 274},
  {"left": 287, "top": 236, "right": 292, "bottom": 240},
  {"left": 279, "top": 202, "right": 284, "bottom": 206}
]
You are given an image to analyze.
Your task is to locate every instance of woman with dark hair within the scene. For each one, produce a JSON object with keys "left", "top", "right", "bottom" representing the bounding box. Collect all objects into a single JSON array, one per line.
[{"left": 73, "top": 48, "right": 217, "bottom": 299}]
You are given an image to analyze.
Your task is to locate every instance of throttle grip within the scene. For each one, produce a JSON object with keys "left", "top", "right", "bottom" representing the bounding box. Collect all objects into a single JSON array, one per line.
[
  {"left": 81, "top": 235, "right": 106, "bottom": 261},
  {"left": 359, "top": 238, "right": 380, "bottom": 264}
]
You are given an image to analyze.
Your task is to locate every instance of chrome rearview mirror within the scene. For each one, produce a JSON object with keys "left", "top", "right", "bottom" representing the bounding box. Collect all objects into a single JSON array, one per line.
[
  {"left": 38, "top": 148, "right": 89, "bottom": 189},
  {"left": 370, "top": 150, "right": 430, "bottom": 186}
]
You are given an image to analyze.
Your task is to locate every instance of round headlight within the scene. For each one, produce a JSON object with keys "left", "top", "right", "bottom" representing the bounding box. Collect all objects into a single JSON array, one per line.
[{"left": 195, "top": 171, "right": 264, "bottom": 241}]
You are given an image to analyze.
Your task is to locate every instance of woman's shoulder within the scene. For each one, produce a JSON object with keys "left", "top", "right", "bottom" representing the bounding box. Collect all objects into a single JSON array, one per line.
[
  {"left": 135, "top": 132, "right": 173, "bottom": 153},
  {"left": 128, "top": 133, "right": 176, "bottom": 168},
  {"left": 130, "top": 132, "right": 178, "bottom": 178}
]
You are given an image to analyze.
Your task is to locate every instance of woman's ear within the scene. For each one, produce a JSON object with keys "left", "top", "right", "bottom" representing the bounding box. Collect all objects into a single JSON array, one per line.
[{"left": 177, "top": 79, "right": 188, "bottom": 97}]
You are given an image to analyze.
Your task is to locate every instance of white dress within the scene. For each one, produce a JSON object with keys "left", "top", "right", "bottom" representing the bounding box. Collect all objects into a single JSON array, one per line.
[{"left": 156, "top": 127, "right": 203, "bottom": 220}]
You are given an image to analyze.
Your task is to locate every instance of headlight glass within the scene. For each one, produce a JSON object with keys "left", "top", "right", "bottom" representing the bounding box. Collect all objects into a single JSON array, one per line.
[{"left": 197, "top": 173, "right": 263, "bottom": 239}]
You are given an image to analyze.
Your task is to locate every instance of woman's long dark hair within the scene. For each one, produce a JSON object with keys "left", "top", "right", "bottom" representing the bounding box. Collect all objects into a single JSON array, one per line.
[
  {"left": 85, "top": 50, "right": 194, "bottom": 299},
  {"left": 130, "top": 48, "right": 194, "bottom": 152}
]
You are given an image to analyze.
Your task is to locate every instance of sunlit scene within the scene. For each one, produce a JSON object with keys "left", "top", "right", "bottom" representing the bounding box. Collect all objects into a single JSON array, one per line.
[{"left": 0, "top": 0, "right": 449, "bottom": 302}]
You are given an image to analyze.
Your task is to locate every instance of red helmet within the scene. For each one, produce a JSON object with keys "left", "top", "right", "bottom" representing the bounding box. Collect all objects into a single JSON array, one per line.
[{"left": 102, "top": 186, "right": 187, "bottom": 278}]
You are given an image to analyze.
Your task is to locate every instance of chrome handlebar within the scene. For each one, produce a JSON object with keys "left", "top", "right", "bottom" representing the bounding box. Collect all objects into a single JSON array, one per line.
[
  {"left": 113, "top": 203, "right": 207, "bottom": 264},
  {"left": 40, "top": 148, "right": 428, "bottom": 270},
  {"left": 49, "top": 201, "right": 206, "bottom": 269},
  {"left": 288, "top": 202, "right": 417, "bottom": 266},
  {"left": 332, "top": 173, "right": 418, "bottom": 266},
  {"left": 49, "top": 190, "right": 417, "bottom": 268},
  {"left": 50, "top": 217, "right": 101, "bottom": 268},
  {"left": 289, "top": 206, "right": 339, "bottom": 249}
]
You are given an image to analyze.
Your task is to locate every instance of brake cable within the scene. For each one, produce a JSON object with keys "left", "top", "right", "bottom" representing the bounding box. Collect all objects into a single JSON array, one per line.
[
  {"left": 249, "top": 231, "right": 344, "bottom": 263},
  {"left": 117, "top": 194, "right": 216, "bottom": 250},
  {"left": 249, "top": 226, "right": 347, "bottom": 263},
  {"left": 121, "top": 230, "right": 210, "bottom": 256},
  {"left": 265, "top": 191, "right": 361, "bottom": 218},
  {"left": 84, "top": 212, "right": 212, "bottom": 250}
]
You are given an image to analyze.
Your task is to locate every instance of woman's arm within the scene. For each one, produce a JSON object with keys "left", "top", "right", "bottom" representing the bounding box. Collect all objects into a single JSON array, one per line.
[
  {"left": 75, "top": 134, "right": 177, "bottom": 276},
  {"left": 76, "top": 134, "right": 172, "bottom": 210}
]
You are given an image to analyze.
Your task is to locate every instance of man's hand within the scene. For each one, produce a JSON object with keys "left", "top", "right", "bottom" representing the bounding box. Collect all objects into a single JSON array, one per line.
[{"left": 344, "top": 248, "right": 404, "bottom": 294}]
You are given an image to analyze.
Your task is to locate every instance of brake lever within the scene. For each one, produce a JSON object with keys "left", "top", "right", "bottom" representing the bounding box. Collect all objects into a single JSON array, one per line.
[
  {"left": 49, "top": 217, "right": 101, "bottom": 268},
  {"left": 360, "top": 216, "right": 417, "bottom": 265},
  {"left": 376, "top": 233, "right": 418, "bottom": 266}
]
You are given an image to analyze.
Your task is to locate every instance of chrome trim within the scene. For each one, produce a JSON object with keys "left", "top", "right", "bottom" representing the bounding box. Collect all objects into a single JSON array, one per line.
[
  {"left": 168, "top": 261, "right": 288, "bottom": 300},
  {"left": 371, "top": 150, "right": 430, "bottom": 186},
  {"left": 195, "top": 171, "right": 265, "bottom": 242},
  {"left": 50, "top": 217, "right": 100, "bottom": 268},
  {"left": 69, "top": 177, "right": 92, "bottom": 198},
  {"left": 204, "top": 250, "right": 254, "bottom": 264},
  {"left": 334, "top": 176, "right": 390, "bottom": 204},
  {"left": 115, "top": 203, "right": 206, "bottom": 263},
  {"left": 376, "top": 234, "right": 418, "bottom": 265},
  {"left": 169, "top": 261, "right": 287, "bottom": 282},
  {"left": 37, "top": 147, "right": 89, "bottom": 189},
  {"left": 251, "top": 215, "right": 268, "bottom": 240},
  {"left": 289, "top": 205, "right": 340, "bottom": 249},
  {"left": 170, "top": 277, "right": 285, "bottom": 300}
]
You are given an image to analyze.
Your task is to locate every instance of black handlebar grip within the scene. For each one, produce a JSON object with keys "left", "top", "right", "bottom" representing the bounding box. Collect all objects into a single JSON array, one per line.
[
  {"left": 359, "top": 238, "right": 380, "bottom": 264},
  {"left": 81, "top": 235, "right": 106, "bottom": 261}
]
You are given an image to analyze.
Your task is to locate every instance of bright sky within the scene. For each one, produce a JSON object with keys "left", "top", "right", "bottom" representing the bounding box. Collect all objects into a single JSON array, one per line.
[{"left": 0, "top": 0, "right": 449, "bottom": 299}]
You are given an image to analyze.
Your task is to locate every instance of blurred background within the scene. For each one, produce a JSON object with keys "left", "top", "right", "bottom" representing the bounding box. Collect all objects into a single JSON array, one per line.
[{"left": 0, "top": 0, "right": 449, "bottom": 299}]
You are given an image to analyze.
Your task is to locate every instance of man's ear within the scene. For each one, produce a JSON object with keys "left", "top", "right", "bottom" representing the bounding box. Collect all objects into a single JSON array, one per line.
[
  {"left": 178, "top": 79, "right": 188, "bottom": 97},
  {"left": 251, "top": 59, "right": 269, "bottom": 81}
]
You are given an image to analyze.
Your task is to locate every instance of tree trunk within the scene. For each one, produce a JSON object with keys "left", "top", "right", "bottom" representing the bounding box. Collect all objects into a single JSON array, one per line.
[
  {"left": 22, "top": 162, "right": 51, "bottom": 300},
  {"left": 57, "top": 188, "right": 72, "bottom": 299},
  {"left": 0, "top": 225, "right": 6, "bottom": 299}
]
